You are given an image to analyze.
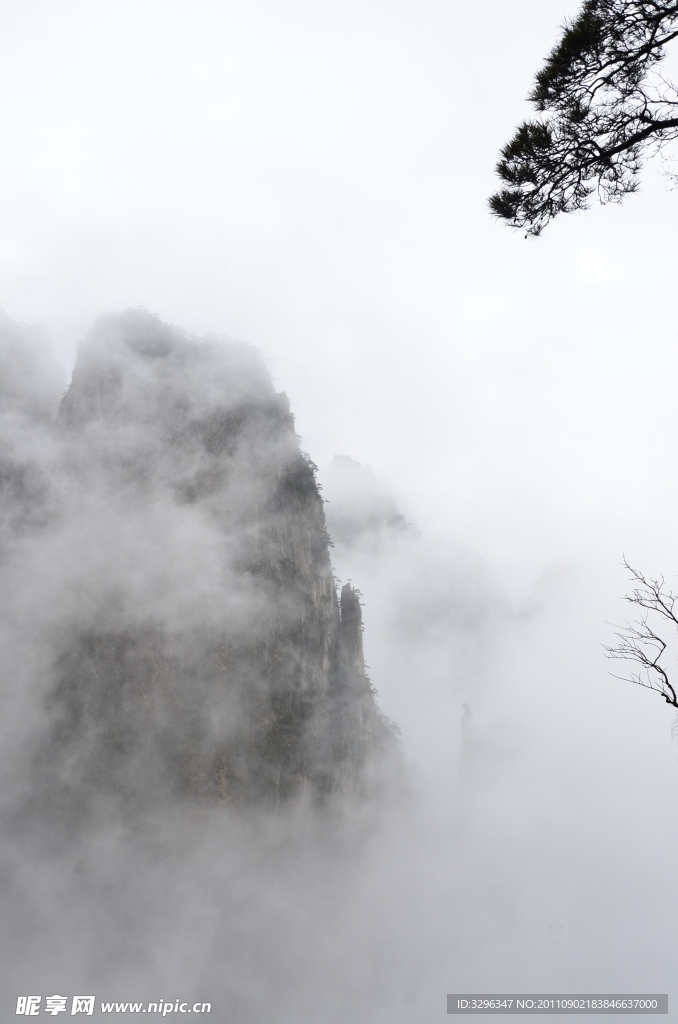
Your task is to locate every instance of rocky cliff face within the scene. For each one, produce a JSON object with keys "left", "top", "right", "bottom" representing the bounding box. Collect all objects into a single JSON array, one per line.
[{"left": 21, "top": 309, "right": 398, "bottom": 810}]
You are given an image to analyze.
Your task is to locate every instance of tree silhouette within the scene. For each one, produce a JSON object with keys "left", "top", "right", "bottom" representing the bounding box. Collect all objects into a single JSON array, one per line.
[
  {"left": 490, "top": 1, "right": 678, "bottom": 236},
  {"left": 604, "top": 558, "right": 678, "bottom": 709}
]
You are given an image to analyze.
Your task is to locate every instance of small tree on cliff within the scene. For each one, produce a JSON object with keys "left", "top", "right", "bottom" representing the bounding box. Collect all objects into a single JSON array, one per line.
[{"left": 490, "top": 1, "right": 678, "bottom": 236}]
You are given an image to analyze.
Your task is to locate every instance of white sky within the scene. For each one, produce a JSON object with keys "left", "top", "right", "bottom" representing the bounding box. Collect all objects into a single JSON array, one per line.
[
  {"left": 3, "top": 0, "right": 678, "bottom": 596},
  {"left": 3, "top": 0, "right": 678, "bottom": 1005}
]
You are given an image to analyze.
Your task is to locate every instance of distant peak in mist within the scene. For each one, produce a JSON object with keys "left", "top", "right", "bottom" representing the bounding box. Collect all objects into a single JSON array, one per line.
[
  {"left": 321, "top": 455, "right": 413, "bottom": 551},
  {"left": 0, "top": 306, "right": 65, "bottom": 421}
]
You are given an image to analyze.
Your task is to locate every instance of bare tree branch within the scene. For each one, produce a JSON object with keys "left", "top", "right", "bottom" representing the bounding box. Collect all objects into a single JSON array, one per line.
[{"left": 604, "top": 557, "right": 678, "bottom": 708}]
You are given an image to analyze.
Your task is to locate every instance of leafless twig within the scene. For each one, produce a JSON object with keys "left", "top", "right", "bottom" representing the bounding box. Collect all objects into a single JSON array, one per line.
[{"left": 603, "top": 557, "right": 678, "bottom": 708}]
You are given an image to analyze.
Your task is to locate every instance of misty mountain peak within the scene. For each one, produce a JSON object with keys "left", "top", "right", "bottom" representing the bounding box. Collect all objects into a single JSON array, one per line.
[{"left": 1, "top": 309, "right": 400, "bottom": 812}]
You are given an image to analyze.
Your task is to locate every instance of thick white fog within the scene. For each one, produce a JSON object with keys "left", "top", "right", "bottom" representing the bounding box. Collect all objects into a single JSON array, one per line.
[{"left": 2, "top": 0, "right": 678, "bottom": 1020}]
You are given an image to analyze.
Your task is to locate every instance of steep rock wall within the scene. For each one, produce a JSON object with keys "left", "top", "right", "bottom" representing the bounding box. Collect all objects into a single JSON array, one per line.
[{"left": 38, "top": 309, "right": 396, "bottom": 809}]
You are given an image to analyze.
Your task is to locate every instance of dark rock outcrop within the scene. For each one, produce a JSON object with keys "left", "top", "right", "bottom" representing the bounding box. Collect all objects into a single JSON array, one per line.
[{"left": 27, "top": 309, "right": 398, "bottom": 810}]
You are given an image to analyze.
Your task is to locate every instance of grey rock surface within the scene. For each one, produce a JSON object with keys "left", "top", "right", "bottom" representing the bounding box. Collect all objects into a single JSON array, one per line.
[{"left": 2, "top": 309, "right": 398, "bottom": 813}]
